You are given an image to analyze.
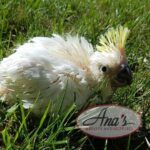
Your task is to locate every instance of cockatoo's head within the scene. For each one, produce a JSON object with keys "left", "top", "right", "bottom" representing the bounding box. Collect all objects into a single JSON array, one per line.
[{"left": 90, "top": 26, "right": 132, "bottom": 90}]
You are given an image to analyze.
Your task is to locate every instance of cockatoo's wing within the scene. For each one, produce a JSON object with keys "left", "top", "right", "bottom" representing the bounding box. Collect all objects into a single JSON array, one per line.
[
  {"left": 28, "top": 35, "right": 94, "bottom": 69},
  {"left": 0, "top": 35, "right": 94, "bottom": 114}
]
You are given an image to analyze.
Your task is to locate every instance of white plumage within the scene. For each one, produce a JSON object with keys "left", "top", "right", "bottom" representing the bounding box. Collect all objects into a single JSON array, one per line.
[{"left": 0, "top": 26, "right": 132, "bottom": 115}]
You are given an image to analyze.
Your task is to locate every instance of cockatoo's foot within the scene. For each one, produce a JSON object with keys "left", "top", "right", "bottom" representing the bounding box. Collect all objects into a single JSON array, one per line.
[{"left": 0, "top": 87, "right": 14, "bottom": 103}]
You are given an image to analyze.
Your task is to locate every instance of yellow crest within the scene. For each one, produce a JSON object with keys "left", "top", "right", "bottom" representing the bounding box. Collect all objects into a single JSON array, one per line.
[{"left": 96, "top": 26, "right": 130, "bottom": 55}]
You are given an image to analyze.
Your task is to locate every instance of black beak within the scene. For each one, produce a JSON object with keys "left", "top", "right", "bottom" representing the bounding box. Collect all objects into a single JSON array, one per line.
[{"left": 115, "top": 64, "right": 132, "bottom": 86}]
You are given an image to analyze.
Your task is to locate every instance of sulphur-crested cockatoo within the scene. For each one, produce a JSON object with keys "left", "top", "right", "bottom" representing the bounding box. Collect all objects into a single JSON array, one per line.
[{"left": 0, "top": 26, "right": 132, "bottom": 115}]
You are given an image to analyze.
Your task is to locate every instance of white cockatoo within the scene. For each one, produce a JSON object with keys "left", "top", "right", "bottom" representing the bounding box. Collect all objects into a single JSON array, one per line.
[{"left": 0, "top": 26, "right": 132, "bottom": 115}]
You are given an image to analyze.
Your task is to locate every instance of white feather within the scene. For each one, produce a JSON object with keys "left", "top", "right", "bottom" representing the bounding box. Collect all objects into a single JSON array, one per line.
[{"left": 0, "top": 34, "right": 121, "bottom": 115}]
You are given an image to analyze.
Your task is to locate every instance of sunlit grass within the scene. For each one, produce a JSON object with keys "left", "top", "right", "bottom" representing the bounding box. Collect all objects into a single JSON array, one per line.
[{"left": 0, "top": 0, "right": 149, "bottom": 149}]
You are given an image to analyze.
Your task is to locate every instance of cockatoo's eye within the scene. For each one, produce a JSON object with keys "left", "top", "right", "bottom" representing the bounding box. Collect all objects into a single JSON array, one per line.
[{"left": 101, "top": 66, "right": 108, "bottom": 72}]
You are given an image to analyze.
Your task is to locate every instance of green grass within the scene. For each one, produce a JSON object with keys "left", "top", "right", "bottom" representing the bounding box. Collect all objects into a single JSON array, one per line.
[{"left": 0, "top": 0, "right": 150, "bottom": 149}]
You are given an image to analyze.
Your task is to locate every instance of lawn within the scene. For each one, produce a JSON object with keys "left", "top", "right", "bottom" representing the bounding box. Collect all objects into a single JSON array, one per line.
[{"left": 0, "top": 0, "right": 150, "bottom": 149}]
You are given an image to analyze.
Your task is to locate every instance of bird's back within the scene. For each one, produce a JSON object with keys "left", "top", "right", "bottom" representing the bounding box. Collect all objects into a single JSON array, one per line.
[{"left": 0, "top": 35, "right": 95, "bottom": 115}]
